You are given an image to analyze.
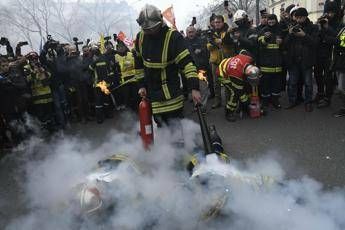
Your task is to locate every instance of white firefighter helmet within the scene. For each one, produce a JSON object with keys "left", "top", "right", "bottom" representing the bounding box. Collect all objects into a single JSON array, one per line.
[
  {"left": 245, "top": 65, "right": 261, "bottom": 86},
  {"left": 136, "top": 4, "right": 163, "bottom": 30},
  {"left": 233, "top": 10, "right": 248, "bottom": 22}
]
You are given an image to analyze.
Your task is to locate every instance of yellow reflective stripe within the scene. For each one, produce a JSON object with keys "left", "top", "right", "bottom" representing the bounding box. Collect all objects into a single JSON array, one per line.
[
  {"left": 96, "top": 62, "right": 107, "bottom": 66},
  {"left": 183, "top": 62, "right": 198, "bottom": 78},
  {"left": 219, "top": 59, "right": 229, "bottom": 77},
  {"left": 340, "top": 34, "right": 345, "bottom": 47},
  {"left": 152, "top": 97, "right": 184, "bottom": 114},
  {"left": 33, "top": 98, "right": 53, "bottom": 104},
  {"left": 162, "top": 30, "right": 173, "bottom": 64},
  {"left": 143, "top": 59, "right": 174, "bottom": 68},
  {"left": 139, "top": 31, "right": 144, "bottom": 55},
  {"left": 161, "top": 29, "right": 173, "bottom": 100},
  {"left": 266, "top": 44, "right": 279, "bottom": 49},
  {"left": 175, "top": 49, "right": 190, "bottom": 64},
  {"left": 161, "top": 69, "right": 171, "bottom": 99},
  {"left": 260, "top": 67, "right": 282, "bottom": 73},
  {"left": 240, "top": 94, "right": 248, "bottom": 101},
  {"left": 258, "top": 36, "right": 266, "bottom": 44},
  {"left": 151, "top": 95, "right": 184, "bottom": 107}
]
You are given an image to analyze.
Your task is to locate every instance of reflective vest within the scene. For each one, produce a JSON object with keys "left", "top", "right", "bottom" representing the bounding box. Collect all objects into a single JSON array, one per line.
[
  {"left": 24, "top": 65, "right": 53, "bottom": 105},
  {"left": 115, "top": 52, "right": 136, "bottom": 84},
  {"left": 339, "top": 27, "right": 345, "bottom": 48}
]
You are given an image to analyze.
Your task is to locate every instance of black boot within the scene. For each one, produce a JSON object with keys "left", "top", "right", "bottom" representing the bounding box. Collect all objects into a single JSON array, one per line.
[
  {"left": 272, "top": 96, "right": 282, "bottom": 109},
  {"left": 225, "top": 110, "right": 236, "bottom": 122},
  {"left": 95, "top": 107, "right": 104, "bottom": 124}
]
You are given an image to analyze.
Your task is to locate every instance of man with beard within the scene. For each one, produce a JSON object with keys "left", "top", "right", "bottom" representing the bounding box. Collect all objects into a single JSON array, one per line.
[
  {"left": 283, "top": 8, "right": 319, "bottom": 112},
  {"left": 258, "top": 14, "right": 284, "bottom": 111}
]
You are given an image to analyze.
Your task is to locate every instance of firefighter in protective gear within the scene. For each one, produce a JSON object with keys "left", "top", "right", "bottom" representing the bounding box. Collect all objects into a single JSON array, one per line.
[
  {"left": 115, "top": 41, "right": 140, "bottom": 111},
  {"left": 89, "top": 48, "right": 114, "bottom": 124},
  {"left": 257, "top": 14, "right": 283, "bottom": 110},
  {"left": 218, "top": 51, "right": 260, "bottom": 122},
  {"left": 24, "top": 52, "right": 55, "bottom": 130},
  {"left": 135, "top": 4, "right": 201, "bottom": 127}
]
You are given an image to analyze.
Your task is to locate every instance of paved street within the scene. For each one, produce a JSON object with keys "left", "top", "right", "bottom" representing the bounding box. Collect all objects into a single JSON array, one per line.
[{"left": 0, "top": 92, "right": 344, "bottom": 229}]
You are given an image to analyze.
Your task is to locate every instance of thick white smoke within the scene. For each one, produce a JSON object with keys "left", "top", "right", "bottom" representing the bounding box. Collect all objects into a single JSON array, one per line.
[{"left": 3, "top": 115, "right": 345, "bottom": 230}]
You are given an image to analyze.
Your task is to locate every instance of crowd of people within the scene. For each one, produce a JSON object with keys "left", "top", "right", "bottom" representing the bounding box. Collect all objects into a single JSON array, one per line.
[
  {"left": 1, "top": 0, "right": 345, "bottom": 149},
  {"left": 0, "top": 35, "right": 142, "bottom": 148},
  {"left": 185, "top": 0, "right": 345, "bottom": 120}
]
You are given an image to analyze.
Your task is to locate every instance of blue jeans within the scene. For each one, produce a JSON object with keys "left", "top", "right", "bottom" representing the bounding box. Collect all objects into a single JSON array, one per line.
[{"left": 288, "top": 65, "right": 313, "bottom": 104}]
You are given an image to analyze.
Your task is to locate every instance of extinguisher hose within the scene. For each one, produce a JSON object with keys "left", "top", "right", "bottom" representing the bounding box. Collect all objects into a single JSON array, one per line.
[{"left": 196, "top": 103, "right": 212, "bottom": 155}]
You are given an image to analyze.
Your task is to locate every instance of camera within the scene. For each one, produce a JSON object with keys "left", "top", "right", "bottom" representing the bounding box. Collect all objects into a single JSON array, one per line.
[
  {"left": 113, "top": 33, "right": 118, "bottom": 41},
  {"left": 46, "top": 35, "right": 59, "bottom": 49},
  {"left": 104, "top": 36, "right": 111, "bottom": 41},
  {"left": 0, "top": 37, "right": 9, "bottom": 45},
  {"left": 191, "top": 17, "right": 196, "bottom": 26},
  {"left": 318, "top": 15, "right": 328, "bottom": 25},
  {"left": 291, "top": 25, "right": 302, "bottom": 33},
  {"left": 17, "top": 41, "right": 28, "bottom": 47},
  {"left": 73, "top": 37, "right": 83, "bottom": 46},
  {"left": 224, "top": 0, "right": 229, "bottom": 7}
]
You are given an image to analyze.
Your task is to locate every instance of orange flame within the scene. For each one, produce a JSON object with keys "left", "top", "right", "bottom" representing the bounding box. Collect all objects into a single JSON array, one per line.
[
  {"left": 198, "top": 70, "right": 208, "bottom": 82},
  {"left": 96, "top": 81, "right": 110, "bottom": 95}
]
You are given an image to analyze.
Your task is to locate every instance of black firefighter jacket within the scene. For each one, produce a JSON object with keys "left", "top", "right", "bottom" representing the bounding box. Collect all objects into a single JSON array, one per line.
[
  {"left": 135, "top": 25, "right": 199, "bottom": 115},
  {"left": 257, "top": 24, "right": 284, "bottom": 73}
]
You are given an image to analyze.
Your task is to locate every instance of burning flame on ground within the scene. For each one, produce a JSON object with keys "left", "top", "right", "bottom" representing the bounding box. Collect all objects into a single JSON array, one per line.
[{"left": 96, "top": 81, "right": 111, "bottom": 95}]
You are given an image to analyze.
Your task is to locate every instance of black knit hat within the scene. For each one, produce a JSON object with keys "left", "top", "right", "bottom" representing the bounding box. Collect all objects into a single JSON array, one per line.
[
  {"left": 260, "top": 9, "right": 268, "bottom": 16},
  {"left": 267, "top": 14, "right": 278, "bottom": 21},
  {"left": 294, "top": 7, "right": 308, "bottom": 17},
  {"left": 324, "top": 0, "right": 339, "bottom": 13},
  {"left": 285, "top": 4, "right": 295, "bottom": 14}
]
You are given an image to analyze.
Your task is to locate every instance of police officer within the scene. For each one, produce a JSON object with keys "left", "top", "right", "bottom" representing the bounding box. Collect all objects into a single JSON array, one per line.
[{"left": 134, "top": 4, "right": 201, "bottom": 127}]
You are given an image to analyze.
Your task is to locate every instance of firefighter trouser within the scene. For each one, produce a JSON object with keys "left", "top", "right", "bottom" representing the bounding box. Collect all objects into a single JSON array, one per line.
[
  {"left": 223, "top": 78, "right": 248, "bottom": 112},
  {"left": 75, "top": 82, "right": 90, "bottom": 120},
  {"left": 94, "top": 87, "right": 112, "bottom": 123},
  {"left": 153, "top": 108, "right": 184, "bottom": 128},
  {"left": 211, "top": 63, "right": 221, "bottom": 100},
  {"left": 260, "top": 72, "right": 282, "bottom": 100},
  {"left": 314, "top": 60, "right": 335, "bottom": 100},
  {"left": 119, "top": 82, "right": 140, "bottom": 111},
  {"left": 30, "top": 102, "right": 54, "bottom": 129}
]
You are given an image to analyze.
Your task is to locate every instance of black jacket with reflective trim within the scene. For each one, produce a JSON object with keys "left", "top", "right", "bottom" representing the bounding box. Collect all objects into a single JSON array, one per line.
[
  {"left": 135, "top": 25, "right": 199, "bottom": 104},
  {"left": 257, "top": 25, "right": 283, "bottom": 71}
]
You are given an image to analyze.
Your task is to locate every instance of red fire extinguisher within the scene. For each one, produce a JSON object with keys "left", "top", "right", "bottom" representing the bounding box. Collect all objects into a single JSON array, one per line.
[
  {"left": 249, "top": 86, "right": 261, "bottom": 118},
  {"left": 139, "top": 96, "right": 154, "bottom": 150}
]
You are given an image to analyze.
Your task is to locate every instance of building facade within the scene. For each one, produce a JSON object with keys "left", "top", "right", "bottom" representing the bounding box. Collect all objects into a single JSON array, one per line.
[{"left": 268, "top": 0, "right": 325, "bottom": 22}]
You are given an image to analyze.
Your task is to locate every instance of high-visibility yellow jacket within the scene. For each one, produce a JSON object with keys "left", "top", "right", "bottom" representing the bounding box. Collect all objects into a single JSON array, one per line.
[
  {"left": 115, "top": 52, "right": 136, "bottom": 84},
  {"left": 24, "top": 64, "right": 53, "bottom": 105}
]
